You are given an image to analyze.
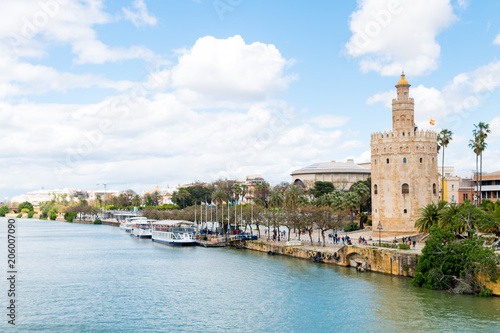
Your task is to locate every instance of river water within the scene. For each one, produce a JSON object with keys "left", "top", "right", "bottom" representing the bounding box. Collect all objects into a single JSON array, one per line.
[{"left": 1, "top": 218, "right": 499, "bottom": 332}]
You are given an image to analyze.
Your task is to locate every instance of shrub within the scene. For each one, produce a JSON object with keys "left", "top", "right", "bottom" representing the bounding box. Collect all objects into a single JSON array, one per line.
[
  {"left": 27, "top": 211, "right": 36, "bottom": 218},
  {"left": 93, "top": 219, "right": 102, "bottom": 225},
  {"left": 398, "top": 243, "right": 410, "bottom": 250},
  {"left": 358, "top": 213, "right": 368, "bottom": 224},
  {"left": 49, "top": 208, "right": 58, "bottom": 220},
  {"left": 344, "top": 222, "right": 360, "bottom": 232},
  {"left": 0, "top": 206, "right": 9, "bottom": 217},
  {"left": 18, "top": 201, "right": 34, "bottom": 212},
  {"left": 21, "top": 208, "right": 30, "bottom": 213},
  {"left": 16, "top": 213, "right": 22, "bottom": 218},
  {"left": 367, "top": 219, "right": 372, "bottom": 226},
  {"left": 64, "top": 212, "right": 77, "bottom": 222}
]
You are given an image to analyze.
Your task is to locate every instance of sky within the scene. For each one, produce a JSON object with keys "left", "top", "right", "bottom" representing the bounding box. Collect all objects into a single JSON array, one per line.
[{"left": 2, "top": 0, "right": 500, "bottom": 200}]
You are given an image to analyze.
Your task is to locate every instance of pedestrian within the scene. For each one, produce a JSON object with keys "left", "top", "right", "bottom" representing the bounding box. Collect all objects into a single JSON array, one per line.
[{"left": 413, "top": 240, "right": 416, "bottom": 248}]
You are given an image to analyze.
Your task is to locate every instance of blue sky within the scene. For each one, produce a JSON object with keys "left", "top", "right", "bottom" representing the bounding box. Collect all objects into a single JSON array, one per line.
[{"left": 2, "top": 0, "right": 500, "bottom": 199}]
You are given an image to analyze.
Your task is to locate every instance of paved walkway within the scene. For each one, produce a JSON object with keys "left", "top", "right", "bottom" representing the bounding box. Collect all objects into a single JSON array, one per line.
[{"left": 251, "top": 228, "right": 425, "bottom": 254}]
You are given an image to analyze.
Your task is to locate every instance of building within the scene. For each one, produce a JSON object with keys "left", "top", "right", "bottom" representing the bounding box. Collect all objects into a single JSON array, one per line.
[
  {"left": 458, "top": 178, "right": 475, "bottom": 204},
  {"left": 370, "top": 74, "right": 439, "bottom": 236},
  {"left": 290, "top": 159, "right": 370, "bottom": 191},
  {"left": 472, "top": 171, "right": 500, "bottom": 203},
  {"left": 10, "top": 188, "right": 79, "bottom": 209},
  {"left": 442, "top": 176, "right": 460, "bottom": 204},
  {"left": 244, "top": 175, "right": 266, "bottom": 203}
]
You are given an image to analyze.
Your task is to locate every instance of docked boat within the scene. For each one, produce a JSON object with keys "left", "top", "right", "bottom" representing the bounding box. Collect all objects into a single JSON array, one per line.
[
  {"left": 123, "top": 216, "right": 148, "bottom": 232},
  {"left": 130, "top": 219, "right": 156, "bottom": 239},
  {"left": 152, "top": 220, "right": 198, "bottom": 246}
]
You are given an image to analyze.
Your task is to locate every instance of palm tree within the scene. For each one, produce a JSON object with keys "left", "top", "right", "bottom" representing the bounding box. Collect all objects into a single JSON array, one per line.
[
  {"left": 437, "top": 129, "right": 453, "bottom": 201},
  {"left": 351, "top": 182, "right": 370, "bottom": 228},
  {"left": 344, "top": 191, "right": 359, "bottom": 223},
  {"left": 438, "top": 204, "right": 461, "bottom": 233},
  {"left": 284, "top": 185, "right": 303, "bottom": 211},
  {"left": 212, "top": 189, "right": 227, "bottom": 235},
  {"left": 415, "top": 200, "right": 447, "bottom": 233},
  {"left": 475, "top": 122, "right": 490, "bottom": 206},
  {"left": 232, "top": 183, "right": 241, "bottom": 203},
  {"left": 469, "top": 137, "right": 481, "bottom": 206},
  {"left": 268, "top": 190, "right": 283, "bottom": 209},
  {"left": 240, "top": 184, "right": 248, "bottom": 203}
]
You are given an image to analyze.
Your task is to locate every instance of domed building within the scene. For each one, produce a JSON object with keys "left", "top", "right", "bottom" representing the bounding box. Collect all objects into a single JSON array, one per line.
[{"left": 291, "top": 159, "right": 370, "bottom": 190}]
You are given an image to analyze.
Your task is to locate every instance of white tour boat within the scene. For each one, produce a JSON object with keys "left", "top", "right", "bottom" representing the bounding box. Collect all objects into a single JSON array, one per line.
[
  {"left": 152, "top": 220, "right": 198, "bottom": 246},
  {"left": 130, "top": 219, "right": 156, "bottom": 239},
  {"left": 123, "top": 216, "right": 148, "bottom": 232}
]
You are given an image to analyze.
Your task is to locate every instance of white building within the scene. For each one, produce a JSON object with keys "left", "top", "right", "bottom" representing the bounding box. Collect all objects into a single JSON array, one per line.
[{"left": 11, "top": 188, "right": 78, "bottom": 208}]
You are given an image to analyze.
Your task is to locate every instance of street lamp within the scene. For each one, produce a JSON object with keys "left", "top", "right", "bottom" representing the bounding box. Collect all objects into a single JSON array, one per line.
[{"left": 376, "top": 222, "right": 383, "bottom": 246}]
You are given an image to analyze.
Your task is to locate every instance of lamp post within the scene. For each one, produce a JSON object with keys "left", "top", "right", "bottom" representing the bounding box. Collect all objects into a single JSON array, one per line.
[{"left": 377, "top": 222, "right": 383, "bottom": 246}]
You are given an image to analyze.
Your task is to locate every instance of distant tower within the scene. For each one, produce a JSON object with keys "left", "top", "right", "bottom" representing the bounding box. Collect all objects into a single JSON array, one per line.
[{"left": 370, "top": 74, "right": 439, "bottom": 236}]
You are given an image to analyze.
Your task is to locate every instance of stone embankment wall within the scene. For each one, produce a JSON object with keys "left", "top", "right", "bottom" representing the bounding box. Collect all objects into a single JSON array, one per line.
[
  {"left": 243, "top": 241, "right": 418, "bottom": 277},
  {"left": 242, "top": 241, "right": 500, "bottom": 295}
]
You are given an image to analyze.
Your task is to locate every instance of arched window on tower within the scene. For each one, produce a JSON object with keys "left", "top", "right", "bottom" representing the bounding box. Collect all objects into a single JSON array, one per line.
[
  {"left": 374, "top": 185, "right": 378, "bottom": 194},
  {"left": 403, "top": 157, "right": 407, "bottom": 163},
  {"left": 433, "top": 183, "right": 437, "bottom": 194},
  {"left": 402, "top": 183, "right": 409, "bottom": 194}
]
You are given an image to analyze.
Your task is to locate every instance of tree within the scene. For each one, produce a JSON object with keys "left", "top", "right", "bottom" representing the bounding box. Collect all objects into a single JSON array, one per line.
[
  {"left": 172, "top": 188, "right": 192, "bottom": 208},
  {"left": 268, "top": 190, "right": 283, "bottom": 209},
  {"left": 437, "top": 129, "right": 453, "bottom": 201},
  {"left": 412, "top": 226, "right": 499, "bottom": 296},
  {"left": 475, "top": 122, "right": 490, "bottom": 206},
  {"left": 344, "top": 191, "right": 359, "bottom": 223},
  {"left": 18, "top": 201, "right": 34, "bottom": 212},
  {"left": 284, "top": 185, "right": 303, "bottom": 212},
  {"left": 131, "top": 194, "right": 142, "bottom": 207},
  {"left": 254, "top": 182, "right": 270, "bottom": 207},
  {"left": 438, "top": 204, "right": 461, "bottom": 234},
  {"left": 351, "top": 181, "right": 370, "bottom": 228},
  {"left": 0, "top": 206, "right": 9, "bottom": 216},
  {"left": 469, "top": 136, "right": 481, "bottom": 206},
  {"left": 414, "top": 201, "right": 447, "bottom": 233},
  {"left": 310, "top": 181, "right": 335, "bottom": 199}
]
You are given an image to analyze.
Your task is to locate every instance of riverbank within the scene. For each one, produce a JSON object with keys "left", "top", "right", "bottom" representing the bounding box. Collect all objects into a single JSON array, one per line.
[{"left": 239, "top": 240, "right": 500, "bottom": 296}]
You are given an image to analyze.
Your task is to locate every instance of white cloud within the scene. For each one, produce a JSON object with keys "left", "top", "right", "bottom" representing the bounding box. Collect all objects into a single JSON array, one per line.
[
  {"left": 367, "top": 60, "right": 500, "bottom": 129},
  {"left": 457, "top": 0, "right": 469, "bottom": 9},
  {"left": 171, "top": 35, "right": 296, "bottom": 107},
  {"left": 493, "top": 33, "right": 500, "bottom": 45},
  {"left": 345, "top": 0, "right": 456, "bottom": 75},
  {"left": 122, "top": 0, "right": 158, "bottom": 27},
  {"left": 307, "top": 115, "right": 350, "bottom": 128},
  {"left": 0, "top": 35, "right": 357, "bottom": 198},
  {"left": 0, "top": 0, "right": 157, "bottom": 64}
]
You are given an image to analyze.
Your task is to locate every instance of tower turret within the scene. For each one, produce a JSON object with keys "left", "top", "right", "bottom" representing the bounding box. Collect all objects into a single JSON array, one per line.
[{"left": 392, "top": 72, "right": 414, "bottom": 131}]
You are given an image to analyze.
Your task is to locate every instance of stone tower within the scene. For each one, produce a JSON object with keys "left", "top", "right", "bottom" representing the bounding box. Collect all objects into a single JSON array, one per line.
[{"left": 371, "top": 74, "right": 439, "bottom": 236}]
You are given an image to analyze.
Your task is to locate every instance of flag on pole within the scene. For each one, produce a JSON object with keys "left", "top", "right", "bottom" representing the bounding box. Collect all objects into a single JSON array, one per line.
[
  {"left": 201, "top": 202, "right": 206, "bottom": 205},
  {"left": 223, "top": 201, "right": 227, "bottom": 205},
  {"left": 430, "top": 119, "right": 435, "bottom": 125},
  {"left": 229, "top": 201, "right": 233, "bottom": 205}
]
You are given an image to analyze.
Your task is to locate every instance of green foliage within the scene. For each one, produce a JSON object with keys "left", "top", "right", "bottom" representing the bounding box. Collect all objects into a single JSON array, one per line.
[
  {"left": 412, "top": 226, "right": 499, "bottom": 295},
  {"left": 64, "top": 212, "right": 77, "bottom": 222},
  {"left": 93, "top": 219, "right": 102, "bottom": 224},
  {"left": 398, "top": 243, "right": 410, "bottom": 250},
  {"left": 366, "top": 219, "right": 372, "bottom": 226},
  {"left": 49, "top": 207, "right": 58, "bottom": 220},
  {"left": 27, "top": 211, "right": 36, "bottom": 218},
  {"left": 16, "top": 213, "right": 22, "bottom": 218},
  {"left": 311, "top": 181, "right": 335, "bottom": 198},
  {"left": 18, "top": 201, "right": 34, "bottom": 212},
  {"left": 344, "top": 222, "right": 360, "bottom": 232},
  {"left": 358, "top": 213, "right": 368, "bottom": 224},
  {"left": 415, "top": 201, "right": 447, "bottom": 232},
  {"left": 0, "top": 206, "right": 9, "bottom": 216},
  {"left": 21, "top": 208, "right": 30, "bottom": 213},
  {"left": 172, "top": 185, "right": 213, "bottom": 208}
]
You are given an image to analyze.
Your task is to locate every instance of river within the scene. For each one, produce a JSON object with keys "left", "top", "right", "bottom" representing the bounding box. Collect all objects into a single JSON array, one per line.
[{"left": 1, "top": 218, "right": 499, "bottom": 332}]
